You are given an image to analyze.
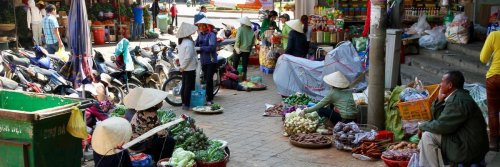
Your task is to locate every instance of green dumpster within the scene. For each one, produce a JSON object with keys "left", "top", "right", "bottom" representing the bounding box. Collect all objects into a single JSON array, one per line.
[{"left": 0, "top": 90, "right": 82, "bottom": 167}]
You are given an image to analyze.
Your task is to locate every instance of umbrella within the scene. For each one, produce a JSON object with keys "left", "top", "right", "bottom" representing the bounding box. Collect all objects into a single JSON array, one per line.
[{"left": 60, "top": 0, "right": 94, "bottom": 89}]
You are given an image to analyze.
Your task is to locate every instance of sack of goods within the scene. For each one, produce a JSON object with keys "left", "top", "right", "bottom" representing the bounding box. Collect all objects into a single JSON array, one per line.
[{"left": 445, "top": 13, "right": 470, "bottom": 44}]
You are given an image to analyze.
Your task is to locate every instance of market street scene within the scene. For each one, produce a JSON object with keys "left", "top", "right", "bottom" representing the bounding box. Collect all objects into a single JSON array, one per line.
[{"left": 1, "top": 0, "right": 500, "bottom": 167}]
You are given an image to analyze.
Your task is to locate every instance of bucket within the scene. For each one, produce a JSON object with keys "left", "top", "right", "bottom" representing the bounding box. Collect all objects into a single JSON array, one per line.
[
  {"left": 316, "top": 31, "right": 324, "bottom": 43},
  {"left": 190, "top": 87, "right": 206, "bottom": 108},
  {"left": 323, "top": 32, "right": 331, "bottom": 43},
  {"left": 92, "top": 27, "right": 105, "bottom": 45}
]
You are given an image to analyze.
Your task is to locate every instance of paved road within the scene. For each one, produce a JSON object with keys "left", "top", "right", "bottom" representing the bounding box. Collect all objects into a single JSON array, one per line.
[{"left": 88, "top": 31, "right": 385, "bottom": 166}]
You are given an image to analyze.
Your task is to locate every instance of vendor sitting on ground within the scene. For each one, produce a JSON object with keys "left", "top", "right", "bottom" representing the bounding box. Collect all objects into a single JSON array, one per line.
[
  {"left": 220, "top": 64, "right": 248, "bottom": 91},
  {"left": 124, "top": 88, "right": 176, "bottom": 162},
  {"left": 92, "top": 117, "right": 133, "bottom": 167},
  {"left": 418, "top": 71, "right": 489, "bottom": 167},
  {"left": 80, "top": 82, "right": 114, "bottom": 130},
  {"left": 302, "top": 71, "right": 358, "bottom": 127}
]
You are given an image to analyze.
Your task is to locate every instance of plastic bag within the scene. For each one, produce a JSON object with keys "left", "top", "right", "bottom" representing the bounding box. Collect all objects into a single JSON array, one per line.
[
  {"left": 408, "top": 15, "right": 431, "bottom": 35},
  {"left": 55, "top": 47, "right": 69, "bottom": 62},
  {"left": 464, "top": 84, "right": 489, "bottom": 124},
  {"left": 352, "top": 37, "right": 368, "bottom": 52},
  {"left": 408, "top": 153, "right": 420, "bottom": 167},
  {"left": 419, "top": 26, "right": 447, "bottom": 50},
  {"left": 67, "top": 107, "right": 88, "bottom": 139},
  {"left": 446, "top": 13, "right": 470, "bottom": 44}
]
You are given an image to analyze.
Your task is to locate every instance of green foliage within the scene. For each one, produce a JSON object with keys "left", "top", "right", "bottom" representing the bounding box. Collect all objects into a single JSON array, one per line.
[{"left": 101, "top": 3, "right": 114, "bottom": 12}]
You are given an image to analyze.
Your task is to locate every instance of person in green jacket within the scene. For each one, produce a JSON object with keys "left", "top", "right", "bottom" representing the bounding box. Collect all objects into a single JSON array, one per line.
[
  {"left": 259, "top": 10, "right": 280, "bottom": 46},
  {"left": 279, "top": 14, "right": 291, "bottom": 50},
  {"left": 302, "top": 71, "right": 358, "bottom": 126},
  {"left": 418, "top": 71, "right": 489, "bottom": 166},
  {"left": 234, "top": 16, "right": 255, "bottom": 80}
]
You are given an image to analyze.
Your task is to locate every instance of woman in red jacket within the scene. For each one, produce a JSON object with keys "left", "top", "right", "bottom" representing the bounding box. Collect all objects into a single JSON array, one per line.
[{"left": 170, "top": 2, "right": 178, "bottom": 27}]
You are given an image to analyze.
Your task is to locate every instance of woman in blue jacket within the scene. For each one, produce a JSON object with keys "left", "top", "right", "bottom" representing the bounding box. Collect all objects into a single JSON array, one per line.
[{"left": 195, "top": 18, "right": 217, "bottom": 104}]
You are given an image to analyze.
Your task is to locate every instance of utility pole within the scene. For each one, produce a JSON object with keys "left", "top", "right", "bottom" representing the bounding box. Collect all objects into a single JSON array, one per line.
[{"left": 367, "top": 0, "right": 387, "bottom": 129}]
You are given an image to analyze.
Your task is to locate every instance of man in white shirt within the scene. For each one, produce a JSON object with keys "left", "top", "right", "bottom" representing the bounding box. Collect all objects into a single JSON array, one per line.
[{"left": 27, "top": 0, "right": 47, "bottom": 46}]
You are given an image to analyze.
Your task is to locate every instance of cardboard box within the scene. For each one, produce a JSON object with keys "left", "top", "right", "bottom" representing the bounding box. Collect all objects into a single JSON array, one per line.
[{"left": 479, "top": 4, "right": 500, "bottom": 26}]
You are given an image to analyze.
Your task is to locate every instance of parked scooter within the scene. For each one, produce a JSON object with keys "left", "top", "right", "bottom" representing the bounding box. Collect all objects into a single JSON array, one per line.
[
  {"left": 162, "top": 39, "right": 234, "bottom": 106},
  {"left": 93, "top": 50, "right": 141, "bottom": 94}
]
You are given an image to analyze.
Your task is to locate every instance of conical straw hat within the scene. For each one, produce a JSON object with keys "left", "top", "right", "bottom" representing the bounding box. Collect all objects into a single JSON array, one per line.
[
  {"left": 123, "top": 87, "right": 167, "bottom": 111},
  {"left": 323, "top": 71, "right": 350, "bottom": 88},
  {"left": 286, "top": 20, "right": 304, "bottom": 33},
  {"left": 239, "top": 16, "right": 252, "bottom": 27},
  {"left": 92, "top": 117, "right": 132, "bottom": 155},
  {"left": 176, "top": 22, "right": 198, "bottom": 38}
]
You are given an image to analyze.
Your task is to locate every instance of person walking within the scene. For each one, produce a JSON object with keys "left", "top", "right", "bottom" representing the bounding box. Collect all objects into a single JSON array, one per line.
[
  {"left": 132, "top": 3, "right": 144, "bottom": 40},
  {"left": 194, "top": 6, "right": 207, "bottom": 24},
  {"left": 195, "top": 18, "right": 217, "bottom": 105},
  {"left": 233, "top": 16, "right": 255, "bottom": 80},
  {"left": 480, "top": 16, "right": 500, "bottom": 150},
  {"left": 279, "top": 14, "right": 291, "bottom": 50},
  {"left": 42, "top": 4, "right": 63, "bottom": 54},
  {"left": 176, "top": 22, "right": 199, "bottom": 110},
  {"left": 285, "top": 19, "right": 308, "bottom": 58},
  {"left": 151, "top": 0, "right": 160, "bottom": 29},
  {"left": 27, "top": 0, "right": 46, "bottom": 46},
  {"left": 170, "top": 2, "right": 178, "bottom": 27}
]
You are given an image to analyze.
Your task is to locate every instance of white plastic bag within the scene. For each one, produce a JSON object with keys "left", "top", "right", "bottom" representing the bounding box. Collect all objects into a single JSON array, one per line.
[
  {"left": 408, "top": 153, "right": 420, "bottom": 167},
  {"left": 446, "top": 13, "right": 470, "bottom": 44},
  {"left": 409, "top": 16, "right": 431, "bottom": 35},
  {"left": 419, "top": 26, "right": 447, "bottom": 50}
]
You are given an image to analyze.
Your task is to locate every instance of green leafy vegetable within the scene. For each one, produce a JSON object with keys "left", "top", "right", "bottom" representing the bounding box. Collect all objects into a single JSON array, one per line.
[
  {"left": 110, "top": 105, "right": 127, "bottom": 117},
  {"left": 169, "top": 148, "right": 196, "bottom": 167},
  {"left": 157, "top": 108, "right": 176, "bottom": 124},
  {"left": 211, "top": 104, "right": 221, "bottom": 111}
]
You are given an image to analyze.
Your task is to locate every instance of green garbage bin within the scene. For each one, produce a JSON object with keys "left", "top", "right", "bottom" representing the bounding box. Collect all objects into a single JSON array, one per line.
[{"left": 0, "top": 90, "right": 82, "bottom": 167}]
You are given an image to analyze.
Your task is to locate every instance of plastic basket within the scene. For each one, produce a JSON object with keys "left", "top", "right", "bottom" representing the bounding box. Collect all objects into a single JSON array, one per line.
[
  {"left": 381, "top": 156, "right": 409, "bottom": 167},
  {"left": 397, "top": 84, "right": 440, "bottom": 120}
]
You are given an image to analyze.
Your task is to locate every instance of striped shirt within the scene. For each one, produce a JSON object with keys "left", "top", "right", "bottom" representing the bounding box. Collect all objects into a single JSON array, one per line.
[{"left": 42, "top": 15, "right": 59, "bottom": 44}]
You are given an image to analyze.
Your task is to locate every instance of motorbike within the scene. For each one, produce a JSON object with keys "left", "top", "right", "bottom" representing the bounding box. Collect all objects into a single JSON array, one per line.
[
  {"left": 137, "top": 41, "right": 177, "bottom": 85},
  {"left": 93, "top": 50, "right": 141, "bottom": 95},
  {"left": 162, "top": 39, "right": 234, "bottom": 106},
  {"left": 129, "top": 46, "right": 162, "bottom": 89}
]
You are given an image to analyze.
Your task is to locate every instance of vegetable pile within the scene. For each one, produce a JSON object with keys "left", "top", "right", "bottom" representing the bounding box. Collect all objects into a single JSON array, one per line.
[
  {"left": 110, "top": 105, "right": 127, "bottom": 117},
  {"left": 161, "top": 148, "right": 196, "bottom": 167},
  {"left": 157, "top": 108, "right": 177, "bottom": 124},
  {"left": 283, "top": 93, "right": 316, "bottom": 105},
  {"left": 290, "top": 133, "right": 331, "bottom": 144},
  {"left": 195, "top": 140, "right": 226, "bottom": 163},
  {"left": 210, "top": 103, "right": 221, "bottom": 111},
  {"left": 352, "top": 141, "right": 383, "bottom": 159},
  {"left": 387, "top": 141, "right": 417, "bottom": 150},
  {"left": 170, "top": 120, "right": 209, "bottom": 152},
  {"left": 283, "top": 109, "right": 319, "bottom": 137},
  {"left": 381, "top": 141, "right": 419, "bottom": 161},
  {"left": 333, "top": 122, "right": 376, "bottom": 150},
  {"left": 264, "top": 103, "right": 284, "bottom": 116}
]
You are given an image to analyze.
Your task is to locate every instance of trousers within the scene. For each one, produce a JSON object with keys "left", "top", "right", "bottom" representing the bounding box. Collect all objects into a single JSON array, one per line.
[
  {"left": 418, "top": 132, "right": 446, "bottom": 167},
  {"left": 233, "top": 52, "right": 250, "bottom": 75},
  {"left": 202, "top": 63, "right": 216, "bottom": 102},
  {"left": 32, "top": 23, "right": 43, "bottom": 46},
  {"left": 487, "top": 75, "right": 500, "bottom": 147},
  {"left": 181, "top": 70, "right": 196, "bottom": 107}
]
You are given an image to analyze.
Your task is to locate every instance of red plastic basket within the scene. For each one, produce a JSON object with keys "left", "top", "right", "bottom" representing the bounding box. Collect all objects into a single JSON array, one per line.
[
  {"left": 196, "top": 153, "right": 229, "bottom": 167},
  {"left": 381, "top": 156, "right": 409, "bottom": 167}
]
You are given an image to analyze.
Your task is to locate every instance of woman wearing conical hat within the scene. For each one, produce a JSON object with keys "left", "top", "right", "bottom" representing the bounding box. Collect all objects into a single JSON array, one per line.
[{"left": 302, "top": 71, "right": 358, "bottom": 128}]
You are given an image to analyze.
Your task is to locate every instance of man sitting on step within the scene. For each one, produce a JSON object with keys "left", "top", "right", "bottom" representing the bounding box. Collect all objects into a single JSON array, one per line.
[{"left": 418, "top": 71, "right": 489, "bottom": 167}]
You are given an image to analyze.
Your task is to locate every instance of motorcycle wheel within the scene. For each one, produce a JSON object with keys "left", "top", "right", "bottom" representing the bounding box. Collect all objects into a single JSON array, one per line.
[
  {"left": 121, "top": 81, "right": 141, "bottom": 94},
  {"left": 108, "top": 86, "right": 124, "bottom": 104},
  {"left": 162, "top": 76, "right": 182, "bottom": 106},
  {"left": 213, "top": 71, "right": 221, "bottom": 95}
]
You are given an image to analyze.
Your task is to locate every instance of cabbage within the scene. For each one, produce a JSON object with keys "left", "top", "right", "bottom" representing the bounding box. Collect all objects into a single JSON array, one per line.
[{"left": 171, "top": 148, "right": 196, "bottom": 167}]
